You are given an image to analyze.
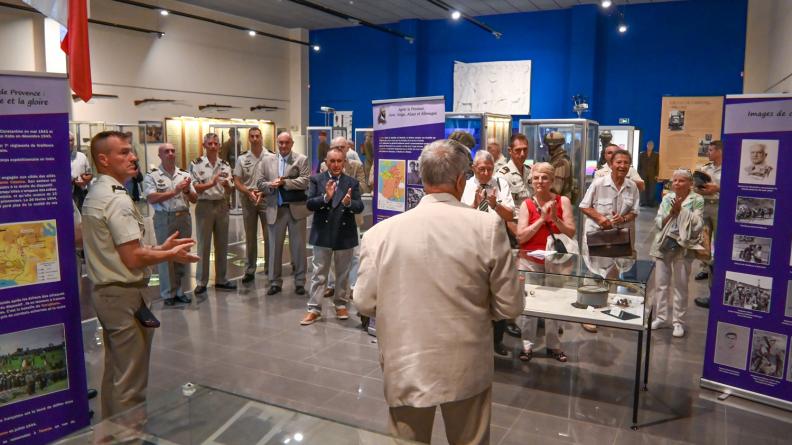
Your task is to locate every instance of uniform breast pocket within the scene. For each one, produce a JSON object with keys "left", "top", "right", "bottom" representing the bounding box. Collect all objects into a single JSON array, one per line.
[
  {"left": 595, "top": 201, "right": 613, "bottom": 215},
  {"left": 622, "top": 197, "right": 635, "bottom": 213}
]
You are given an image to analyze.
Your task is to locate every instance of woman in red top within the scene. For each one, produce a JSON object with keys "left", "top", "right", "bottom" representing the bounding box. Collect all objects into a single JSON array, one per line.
[{"left": 516, "top": 162, "right": 576, "bottom": 362}]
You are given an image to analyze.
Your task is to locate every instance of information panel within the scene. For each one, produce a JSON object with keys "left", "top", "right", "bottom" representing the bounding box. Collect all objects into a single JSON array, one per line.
[
  {"left": 0, "top": 73, "right": 89, "bottom": 443},
  {"left": 701, "top": 94, "right": 792, "bottom": 411},
  {"left": 658, "top": 96, "right": 724, "bottom": 179},
  {"left": 371, "top": 96, "right": 445, "bottom": 223}
]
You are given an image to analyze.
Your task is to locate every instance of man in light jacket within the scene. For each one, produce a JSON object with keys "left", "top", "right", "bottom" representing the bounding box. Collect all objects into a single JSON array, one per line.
[{"left": 355, "top": 139, "right": 522, "bottom": 444}]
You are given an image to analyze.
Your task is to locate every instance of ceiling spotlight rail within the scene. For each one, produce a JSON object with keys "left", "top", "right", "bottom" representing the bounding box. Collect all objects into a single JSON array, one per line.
[
  {"left": 423, "top": 0, "right": 502, "bottom": 39},
  {"left": 285, "top": 0, "right": 415, "bottom": 43}
]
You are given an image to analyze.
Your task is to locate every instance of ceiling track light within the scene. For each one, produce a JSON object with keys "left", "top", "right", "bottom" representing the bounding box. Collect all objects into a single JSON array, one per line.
[
  {"left": 159, "top": 9, "right": 168, "bottom": 16},
  {"left": 424, "top": 0, "right": 502, "bottom": 39},
  {"left": 617, "top": 11, "right": 627, "bottom": 33},
  {"left": 248, "top": 30, "right": 256, "bottom": 36},
  {"left": 451, "top": 10, "right": 461, "bottom": 20},
  {"left": 284, "top": 0, "right": 415, "bottom": 43},
  {"left": 601, "top": 0, "right": 612, "bottom": 8}
]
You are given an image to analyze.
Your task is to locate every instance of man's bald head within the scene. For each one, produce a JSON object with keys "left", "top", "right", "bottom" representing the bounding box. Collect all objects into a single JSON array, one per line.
[{"left": 276, "top": 131, "right": 294, "bottom": 156}]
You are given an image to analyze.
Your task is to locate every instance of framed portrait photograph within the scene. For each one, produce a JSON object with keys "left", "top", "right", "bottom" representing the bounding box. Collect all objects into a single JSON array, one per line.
[
  {"left": 749, "top": 329, "right": 787, "bottom": 379},
  {"left": 731, "top": 234, "right": 772, "bottom": 266},
  {"left": 713, "top": 321, "right": 750, "bottom": 370},
  {"left": 738, "top": 139, "right": 778, "bottom": 186},
  {"left": 140, "top": 120, "right": 164, "bottom": 144}
]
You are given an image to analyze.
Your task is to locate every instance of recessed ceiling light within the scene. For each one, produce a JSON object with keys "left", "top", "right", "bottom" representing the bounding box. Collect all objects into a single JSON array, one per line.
[
  {"left": 160, "top": 9, "right": 169, "bottom": 16},
  {"left": 312, "top": 45, "right": 321, "bottom": 52},
  {"left": 451, "top": 10, "right": 461, "bottom": 20},
  {"left": 248, "top": 30, "right": 256, "bottom": 36},
  {"left": 601, "top": 0, "right": 612, "bottom": 8},
  {"left": 618, "top": 24, "right": 627, "bottom": 33}
]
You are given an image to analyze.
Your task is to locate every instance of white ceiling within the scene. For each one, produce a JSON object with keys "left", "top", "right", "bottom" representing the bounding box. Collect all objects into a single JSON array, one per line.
[{"left": 176, "top": 0, "right": 681, "bottom": 31}]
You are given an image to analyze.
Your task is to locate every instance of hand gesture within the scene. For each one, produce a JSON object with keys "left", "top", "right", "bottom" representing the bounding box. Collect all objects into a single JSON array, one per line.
[
  {"left": 161, "top": 232, "right": 199, "bottom": 264},
  {"left": 486, "top": 188, "right": 497, "bottom": 209},
  {"left": 598, "top": 216, "right": 614, "bottom": 230},
  {"left": 175, "top": 177, "right": 189, "bottom": 193},
  {"left": 253, "top": 190, "right": 263, "bottom": 205},
  {"left": 474, "top": 187, "right": 486, "bottom": 208},
  {"left": 542, "top": 200, "right": 556, "bottom": 222},
  {"left": 342, "top": 187, "right": 352, "bottom": 206},
  {"left": 670, "top": 196, "right": 683, "bottom": 216},
  {"left": 247, "top": 188, "right": 259, "bottom": 202},
  {"left": 325, "top": 178, "right": 337, "bottom": 200},
  {"left": 611, "top": 211, "right": 625, "bottom": 225},
  {"left": 270, "top": 177, "right": 285, "bottom": 188}
]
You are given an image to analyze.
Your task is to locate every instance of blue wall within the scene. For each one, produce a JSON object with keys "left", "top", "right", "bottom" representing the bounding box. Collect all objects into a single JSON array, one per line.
[{"left": 309, "top": 0, "right": 747, "bottom": 149}]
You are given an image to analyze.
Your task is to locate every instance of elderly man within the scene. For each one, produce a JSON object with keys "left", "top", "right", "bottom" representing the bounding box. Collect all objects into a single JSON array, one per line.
[
  {"left": 355, "top": 139, "right": 522, "bottom": 444},
  {"left": 190, "top": 133, "right": 236, "bottom": 294},
  {"left": 82, "top": 131, "right": 198, "bottom": 417},
  {"left": 345, "top": 138, "right": 362, "bottom": 163},
  {"left": 256, "top": 131, "right": 311, "bottom": 295},
  {"left": 694, "top": 140, "right": 723, "bottom": 302},
  {"left": 486, "top": 138, "right": 507, "bottom": 171},
  {"left": 233, "top": 128, "right": 274, "bottom": 283},
  {"left": 143, "top": 143, "right": 197, "bottom": 305},
  {"left": 461, "top": 150, "right": 515, "bottom": 357},
  {"left": 301, "top": 148, "right": 364, "bottom": 325},
  {"left": 744, "top": 143, "right": 773, "bottom": 180},
  {"left": 70, "top": 131, "right": 92, "bottom": 210},
  {"left": 595, "top": 144, "right": 645, "bottom": 191}
]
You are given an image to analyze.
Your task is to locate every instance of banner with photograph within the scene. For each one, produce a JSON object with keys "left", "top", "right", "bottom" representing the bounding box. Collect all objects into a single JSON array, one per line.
[
  {"left": 0, "top": 73, "right": 90, "bottom": 443},
  {"left": 701, "top": 94, "right": 792, "bottom": 411},
  {"left": 371, "top": 96, "right": 445, "bottom": 223},
  {"left": 658, "top": 96, "right": 724, "bottom": 180}
]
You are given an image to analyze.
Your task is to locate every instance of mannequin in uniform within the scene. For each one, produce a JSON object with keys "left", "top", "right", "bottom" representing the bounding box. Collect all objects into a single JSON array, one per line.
[
  {"left": 598, "top": 131, "right": 613, "bottom": 169},
  {"left": 638, "top": 140, "right": 659, "bottom": 206},
  {"left": 545, "top": 131, "right": 574, "bottom": 202}
]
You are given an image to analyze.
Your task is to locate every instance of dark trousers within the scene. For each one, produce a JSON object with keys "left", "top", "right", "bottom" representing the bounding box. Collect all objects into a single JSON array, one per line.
[
  {"left": 493, "top": 320, "right": 506, "bottom": 346},
  {"left": 641, "top": 179, "right": 657, "bottom": 206}
]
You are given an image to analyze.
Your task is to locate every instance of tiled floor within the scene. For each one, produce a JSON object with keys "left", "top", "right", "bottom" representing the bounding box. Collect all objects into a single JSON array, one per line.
[{"left": 79, "top": 208, "right": 792, "bottom": 444}]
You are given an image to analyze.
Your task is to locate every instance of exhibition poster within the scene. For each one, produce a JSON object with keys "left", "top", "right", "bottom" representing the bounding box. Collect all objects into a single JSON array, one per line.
[
  {"left": 657, "top": 96, "right": 724, "bottom": 179},
  {"left": 0, "top": 73, "right": 90, "bottom": 443},
  {"left": 371, "top": 96, "right": 445, "bottom": 223},
  {"left": 701, "top": 94, "right": 792, "bottom": 410}
]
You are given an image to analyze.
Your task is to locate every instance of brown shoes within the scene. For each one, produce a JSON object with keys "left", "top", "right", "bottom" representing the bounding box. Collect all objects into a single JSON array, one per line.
[
  {"left": 300, "top": 312, "right": 322, "bottom": 325},
  {"left": 336, "top": 307, "right": 350, "bottom": 320}
]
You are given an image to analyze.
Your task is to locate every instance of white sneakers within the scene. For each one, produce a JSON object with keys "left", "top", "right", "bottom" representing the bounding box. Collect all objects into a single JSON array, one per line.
[
  {"left": 651, "top": 319, "right": 668, "bottom": 330},
  {"left": 672, "top": 323, "right": 685, "bottom": 338}
]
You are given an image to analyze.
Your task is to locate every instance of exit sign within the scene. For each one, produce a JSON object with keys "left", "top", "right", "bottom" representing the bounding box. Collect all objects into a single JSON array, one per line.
[{"left": 618, "top": 118, "right": 630, "bottom": 124}]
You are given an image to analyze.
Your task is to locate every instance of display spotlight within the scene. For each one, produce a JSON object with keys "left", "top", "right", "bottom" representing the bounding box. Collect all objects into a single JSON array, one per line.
[
  {"left": 601, "top": 0, "right": 612, "bottom": 8},
  {"left": 160, "top": 9, "right": 169, "bottom": 16},
  {"left": 451, "top": 10, "right": 461, "bottom": 20},
  {"left": 618, "top": 23, "right": 628, "bottom": 33},
  {"left": 248, "top": 30, "right": 256, "bottom": 36},
  {"left": 312, "top": 44, "right": 321, "bottom": 52}
]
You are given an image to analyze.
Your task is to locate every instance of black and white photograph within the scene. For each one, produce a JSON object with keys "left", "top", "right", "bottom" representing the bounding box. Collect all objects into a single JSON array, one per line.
[
  {"left": 731, "top": 235, "right": 772, "bottom": 266},
  {"left": 668, "top": 109, "right": 685, "bottom": 131},
  {"left": 0, "top": 324, "right": 69, "bottom": 408},
  {"left": 697, "top": 134, "right": 713, "bottom": 156},
  {"left": 713, "top": 321, "right": 750, "bottom": 370},
  {"left": 785, "top": 280, "right": 792, "bottom": 318},
  {"left": 406, "top": 187, "right": 425, "bottom": 210},
  {"left": 723, "top": 270, "right": 772, "bottom": 313},
  {"left": 738, "top": 139, "right": 778, "bottom": 186},
  {"left": 735, "top": 196, "right": 775, "bottom": 226},
  {"left": 749, "top": 329, "right": 787, "bottom": 379},
  {"left": 406, "top": 160, "right": 422, "bottom": 185}
]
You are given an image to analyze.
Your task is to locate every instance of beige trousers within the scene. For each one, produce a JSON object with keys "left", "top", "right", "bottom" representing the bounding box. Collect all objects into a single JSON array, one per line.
[{"left": 388, "top": 386, "right": 492, "bottom": 445}]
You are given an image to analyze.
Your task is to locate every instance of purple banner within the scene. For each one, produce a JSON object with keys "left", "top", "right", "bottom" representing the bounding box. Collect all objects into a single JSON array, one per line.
[
  {"left": 0, "top": 74, "right": 89, "bottom": 444},
  {"left": 371, "top": 97, "right": 445, "bottom": 223},
  {"left": 701, "top": 95, "right": 792, "bottom": 409}
]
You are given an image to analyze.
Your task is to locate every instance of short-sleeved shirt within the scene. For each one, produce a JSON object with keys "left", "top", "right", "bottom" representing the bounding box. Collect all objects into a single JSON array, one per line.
[
  {"left": 595, "top": 164, "right": 643, "bottom": 184},
  {"left": 460, "top": 175, "right": 514, "bottom": 214},
  {"left": 233, "top": 149, "right": 272, "bottom": 190},
  {"left": 81, "top": 175, "right": 148, "bottom": 284},
  {"left": 190, "top": 156, "right": 232, "bottom": 201},
  {"left": 579, "top": 173, "right": 640, "bottom": 243},
  {"left": 142, "top": 165, "right": 195, "bottom": 212},
  {"left": 493, "top": 155, "right": 508, "bottom": 172},
  {"left": 70, "top": 151, "right": 91, "bottom": 188},
  {"left": 496, "top": 159, "right": 532, "bottom": 211},
  {"left": 699, "top": 162, "right": 721, "bottom": 202}
]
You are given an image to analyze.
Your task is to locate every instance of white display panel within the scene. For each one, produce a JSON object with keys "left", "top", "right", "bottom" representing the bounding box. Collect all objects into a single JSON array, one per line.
[{"left": 453, "top": 60, "right": 531, "bottom": 115}]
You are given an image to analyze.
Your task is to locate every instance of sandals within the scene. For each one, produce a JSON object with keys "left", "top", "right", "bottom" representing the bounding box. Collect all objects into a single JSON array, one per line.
[
  {"left": 549, "top": 349, "right": 568, "bottom": 362},
  {"left": 519, "top": 350, "right": 533, "bottom": 362}
]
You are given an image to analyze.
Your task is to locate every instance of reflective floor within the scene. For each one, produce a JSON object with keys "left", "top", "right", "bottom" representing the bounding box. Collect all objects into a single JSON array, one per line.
[{"left": 79, "top": 208, "right": 792, "bottom": 444}]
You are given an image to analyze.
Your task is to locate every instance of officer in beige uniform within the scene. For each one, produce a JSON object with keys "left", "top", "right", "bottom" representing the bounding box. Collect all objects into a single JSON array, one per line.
[
  {"left": 143, "top": 143, "right": 197, "bottom": 305},
  {"left": 233, "top": 128, "right": 273, "bottom": 283},
  {"left": 82, "top": 131, "right": 198, "bottom": 418},
  {"left": 191, "top": 133, "right": 236, "bottom": 294}
]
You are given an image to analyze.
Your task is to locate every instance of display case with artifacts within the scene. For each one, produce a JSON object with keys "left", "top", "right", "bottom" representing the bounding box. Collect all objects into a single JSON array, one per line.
[
  {"left": 445, "top": 113, "right": 512, "bottom": 159},
  {"left": 600, "top": 126, "right": 641, "bottom": 170},
  {"left": 517, "top": 251, "right": 654, "bottom": 428},
  {"left": 208, "top": 123, "right": 262, "bottom": 215},
  {"left": 307, "top": 126, "right": 346, "bottom": 173},
  {"left": 355, "top": 128, "right": 374, "bottom": 184}
]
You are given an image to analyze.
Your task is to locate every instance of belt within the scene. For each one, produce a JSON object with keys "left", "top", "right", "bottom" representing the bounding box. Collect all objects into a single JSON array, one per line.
[
  {"left": 94, "top": 279, "right": 149, "bottom": 290},
  {"left": 155, "top": 210, "right": 189, "bottom": 217},
  {"left": 279, "top": 203, "right": 290, "bottom": 208}
]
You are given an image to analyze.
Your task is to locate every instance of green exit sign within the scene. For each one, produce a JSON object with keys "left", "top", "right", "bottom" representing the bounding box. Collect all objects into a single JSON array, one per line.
[{"left": 618, "top": 118, "right": 630, "bottom": 124}]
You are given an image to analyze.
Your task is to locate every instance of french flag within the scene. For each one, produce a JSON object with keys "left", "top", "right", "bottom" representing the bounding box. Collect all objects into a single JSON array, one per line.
[{"left": 23, "top": 0, "right": 92, "bottom": 102}]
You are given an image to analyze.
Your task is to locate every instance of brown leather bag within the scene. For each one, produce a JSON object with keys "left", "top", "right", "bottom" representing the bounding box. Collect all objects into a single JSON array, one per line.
[{"left": 586, "top": 227, "right": 632, "bottom": 258}]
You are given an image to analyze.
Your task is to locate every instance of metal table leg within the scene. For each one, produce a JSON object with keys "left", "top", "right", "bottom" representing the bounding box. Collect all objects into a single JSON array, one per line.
[
  {"left": 644, "top": 307, "right": 653, "bottom": 390},
  {"left": 632, "top": 330, "right": 643, "bottom": 430}
]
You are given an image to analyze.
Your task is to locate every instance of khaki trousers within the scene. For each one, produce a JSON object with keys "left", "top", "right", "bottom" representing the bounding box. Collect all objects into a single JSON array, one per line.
[
  {"left": 241, "top": 199, "right": 269, "bottom": 275},
  {"left": 195, "top": 199, "right": 229, "bottom": 286},
  {"left": 92, "top": 283, "right": 154, "bottom": 419},
  {"left": 388, "top": 386, "right": 492, "bottom": 445}
]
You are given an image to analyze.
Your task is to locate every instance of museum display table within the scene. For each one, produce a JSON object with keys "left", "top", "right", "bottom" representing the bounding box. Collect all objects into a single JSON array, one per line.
[
  {"left": 55, "top": 384, "right": 412, "bottom": 444},
  {"left": 518, "top": 251, "right": 655, "bottom": 429}
]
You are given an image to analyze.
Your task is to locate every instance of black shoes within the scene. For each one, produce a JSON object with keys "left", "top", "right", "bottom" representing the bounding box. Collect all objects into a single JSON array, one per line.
[
  {"left": 242, "top": 273, "right": 255, "bottom": 283},
  {"left": 174, "top": 294, "right": 192, "bottom": 304},
  {"left": 494, "top": 343, "right": 509, "bottom": 356},
  {"left": 295, "top": 286, "right": 306, "bottom": 295},
  {"left": 267, "top": 285, "right": 282, "bottom": 295},
  {"left": 193, "top": 285, "right": 207, "bottom": 295},
  {"left": 694, "top": 297, "right": 710, "bottom": 308},
  {"left": 215, "top": 281, "right": 237, "bottom": 290},
  {"left": 695, "top": 271, "right": 709, "bottom": 281},
  {"left": 164, "top": 297, "right": 176, "bottom": 306},
  {"left": 506, "top": 322, "right": 522, "bottom": 338}
]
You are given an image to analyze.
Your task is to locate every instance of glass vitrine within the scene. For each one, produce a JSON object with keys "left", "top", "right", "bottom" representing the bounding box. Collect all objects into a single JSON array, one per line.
[{"left": 445, "top": 112, "right": 512, "bottom": 158}]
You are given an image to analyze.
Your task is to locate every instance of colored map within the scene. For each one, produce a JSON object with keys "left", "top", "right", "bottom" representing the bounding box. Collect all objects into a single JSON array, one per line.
[
  {"left": 0, "top": 220, "right": 60, "bottom": 289},
  {"left": 377, "top": 160, "right": 406, "bottom": 211}
]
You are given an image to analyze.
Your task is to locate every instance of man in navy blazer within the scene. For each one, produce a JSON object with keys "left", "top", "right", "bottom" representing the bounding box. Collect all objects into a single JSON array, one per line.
[{"left": 301, "top": 146, "right": 364, "bottom": 325}]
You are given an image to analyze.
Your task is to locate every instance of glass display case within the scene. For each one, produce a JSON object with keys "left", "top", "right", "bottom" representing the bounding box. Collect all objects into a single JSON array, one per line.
[
  {"left": 517, "top": 251, "right": 654, "bottom": 429},
  {"left": 445, "top": 113, "right": 512, "bottom": 158},
  {"left": 56, "top": 384, "right": 413, "bottom": 444},
  {"left": 354, "top": 127, "right": 374, "bottom": 182},
  {"left": 307, "top": 126, "right": 347, "bottom": 173},
  {"left": 600, "top": 125, "right": 642, "bottom": 169},
  {"left": 208, "top": 124, "right": 263, "bottom": 215}
]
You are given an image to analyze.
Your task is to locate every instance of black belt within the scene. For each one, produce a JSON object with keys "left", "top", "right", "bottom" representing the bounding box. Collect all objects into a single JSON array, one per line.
[
  {"left": 94, "top": 279, "right": 149, "bottom": 290},
  {"left": 155, "top": 210, "right": 189, "bottom": 217}
]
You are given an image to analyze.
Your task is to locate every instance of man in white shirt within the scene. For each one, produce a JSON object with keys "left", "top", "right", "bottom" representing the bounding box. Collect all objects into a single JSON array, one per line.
[
  {"left": 344, "top": 138, "right": 362, "bottom": 163},
  {"left": 595, "top": 144, "right": 645, "bottom": 192},
  {"left": 70, "top": 132, "right": 92, "bottom": 210}
]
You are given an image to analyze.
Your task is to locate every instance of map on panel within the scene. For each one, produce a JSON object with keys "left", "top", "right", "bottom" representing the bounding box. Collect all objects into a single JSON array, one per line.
[
  {"left": 0, "top": 220, "right": 60, "bottom": 289},
  {"left": 377, "top": 159, "right": 406, "bottom": 212}
]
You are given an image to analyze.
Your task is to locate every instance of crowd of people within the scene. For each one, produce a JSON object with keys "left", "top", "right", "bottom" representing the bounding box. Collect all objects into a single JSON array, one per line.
[{"left": 0, "top": 349, "right": 67, "bottom": 400}]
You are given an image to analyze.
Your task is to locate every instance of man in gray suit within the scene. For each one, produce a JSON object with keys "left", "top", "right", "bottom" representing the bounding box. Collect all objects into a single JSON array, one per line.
[
  {"left": 255, "top": 131, "right": 311, "bottom": 295},
  {"left": 355, "top": 139, "right": 522, "bottom": 444}
]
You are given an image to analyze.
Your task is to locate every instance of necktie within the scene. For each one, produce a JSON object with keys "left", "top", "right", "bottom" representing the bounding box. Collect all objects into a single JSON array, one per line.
[
  {"left": 277, "top": 156, "right": 286, "bottom": 206},
  {"left": 478, "top": 185, "right": 489, "bottom": 212}
]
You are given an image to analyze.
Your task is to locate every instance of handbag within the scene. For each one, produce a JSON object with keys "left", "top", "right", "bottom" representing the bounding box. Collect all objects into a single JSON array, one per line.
[{"left": 586, "top": 227, "right": 632, "bottom": 258}]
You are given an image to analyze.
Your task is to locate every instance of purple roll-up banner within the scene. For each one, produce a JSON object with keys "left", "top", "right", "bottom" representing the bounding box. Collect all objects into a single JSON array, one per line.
[
  {"left": 371, "top": 96, "right": 446, "bottom": 224},
  {"left": 0, "top": 73, "right": 90, "bottom": 443},
  {"left": 701, "top": 94, "right": 792, "bottom": 411}
]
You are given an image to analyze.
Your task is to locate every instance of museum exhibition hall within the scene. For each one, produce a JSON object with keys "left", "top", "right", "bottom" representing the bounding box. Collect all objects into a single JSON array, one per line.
[{"left": 0, "top": 0, "right": 791, "bottom": 444}]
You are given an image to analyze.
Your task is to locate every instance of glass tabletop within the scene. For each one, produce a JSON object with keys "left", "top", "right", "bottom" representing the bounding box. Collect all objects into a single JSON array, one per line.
[
  {"left": 55, "top": 384, "right": 414, "bottom": 444},
  {"left": 515, "top": 251, "right": 655, "bottom": 286}
]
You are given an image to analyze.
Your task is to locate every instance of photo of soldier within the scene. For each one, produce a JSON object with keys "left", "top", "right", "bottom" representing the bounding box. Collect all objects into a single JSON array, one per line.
[
  {"left": 731, "top": 235, "right": 772, "bottom": 266},
  {"left": 735, "top": 196, "right": 775, "bottom": 226},
  {"left": 722, "top": 271, "right": 772, "bottom": 313},
  {"left": 749, "top": 330, "right": 787, "bottom": 379},
  {"left": 0, "top": 325, "right": 69, "bottom": 407}
]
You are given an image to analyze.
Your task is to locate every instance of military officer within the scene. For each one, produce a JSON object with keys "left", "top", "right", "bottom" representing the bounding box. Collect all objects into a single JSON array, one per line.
[
  {"left": 81, "top": 131, "right": 198, "bottom": 418},
  {"left": 233, "top": 127, "right": 273, "bottom": 283},
  {"left": 694, "top": 140, "right": 723, "bottom": 303},
  {"left": 190, "top": 133, "right": 237, "bottom": 294},
  {"left": 143, "top": 143, "right": 197, "bottom": 305},
  {"left": 545, "top": 131, "right": 575, "bottom": 202}
]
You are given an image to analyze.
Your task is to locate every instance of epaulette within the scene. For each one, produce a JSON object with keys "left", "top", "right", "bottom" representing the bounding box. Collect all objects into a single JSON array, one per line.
[
  {"left": 179, "top": 168, "right": 188, "bottom": 173},
  {"left": 111, "top": 185, "right": 126, "bottom": 193},
  {"left": 192, "top": 157, "right": 202, "bottom": 164},
  {"left": 149, "top": 167, "right": 159, "bottom": 173}
]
